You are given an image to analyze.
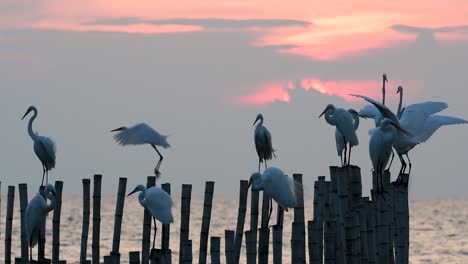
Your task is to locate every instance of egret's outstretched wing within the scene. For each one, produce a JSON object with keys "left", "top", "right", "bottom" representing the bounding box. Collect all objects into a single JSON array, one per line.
[
  {"left": 416, "top": 115, "right": 468, "bottom": 143},
  {"left": 36, "top": 136, "right": 56, "bottom": 169},
  {"left": 114, "top": 123, "right": 170, "bottom": 148},
  {"left": 359, "top": 105, "right": 383, "bottom": 127},
  {"left": 350, "top": 94, "right": 399, "bottom": 125},
  {"left": 398, "top": 102, "right": 448, "bottom": 134}
]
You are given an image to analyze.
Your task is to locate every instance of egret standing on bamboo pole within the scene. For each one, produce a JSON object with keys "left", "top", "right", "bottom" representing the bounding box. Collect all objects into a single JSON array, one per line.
[
  {"left": 248, "top": 167, "right": 297, "bottom": 226},
  {"left": 21, "top": 106, "right": 56, "bottom": 186},
  {"left": 128, "top": 185, "right": 174, "bottom": 254},
  {"left": 336, "top": 109, "right": 360, "bottom": 166},
  {"left": 253, "top": 114, "right": 276, "bottom": 172},
  {"left": 320, "top": 104, "right": 359, "bottom": 166},
  {"left": 25, "top": 184, "right": 57, "bottom": 261},
  {"left": 111, "top": 123, "right": 170, "bottom": 177}
]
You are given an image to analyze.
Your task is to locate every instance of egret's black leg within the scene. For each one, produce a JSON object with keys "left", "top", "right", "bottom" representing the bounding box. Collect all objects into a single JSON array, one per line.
[
  {"left": 340, "top": 154, "right": 344, "bottom": 167},
  {"left": 151, "top": 144, "right": 163, "bottom": 177},
  {"left": 398, "top": 154, "right": 406, "bottom": 176},
  {"left": 258, "top": 159, "right": 261, "bottom": 173},
  {"left": 152, "top": 217, "right": 157, "bottom": 250},
  {"left": 46, "top": 170, "right": 49, "bottom": 185},
  {"left": 343, "top": 136, "right": 347, "bottom": 166},
  {"left": 406, "top": 153, "right": 412, "bottom": 175},
  {"left": 267, "top": 197, "right": 273, "bottom": 227},
  {"left": 29, "top": 244, "right": 32, "bottom": 261},
  {"left": 41, "top": 165, "right": 46, "bottom": 186},
  {"left": 387, "top": 150, "right": 395, "bottom": 170},
  {"left": 265, "top": 160, "right": 268, "bottom": 170},
  {"left": 348, "top": 145, "right": 352, "bottom": 166}
]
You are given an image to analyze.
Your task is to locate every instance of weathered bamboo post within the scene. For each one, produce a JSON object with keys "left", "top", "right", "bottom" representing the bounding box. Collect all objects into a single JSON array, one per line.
[
  {"left": 159, "top": 183, "right": 172, "bottom": 263},
  {"left": 179, "top": 184, "right": 192, "bottom": 264},
  {"left": 19, "top": 183, "right": 28, "bottom": 261},
  {"left": 324, "top": 218, "right": 336, "bottom": 264},
  {"left": 358, "top": 198, "right": 369, "bottom": 264},
  {"left": 92, "top": 174, "right": 102, "bottom": 264},
  {"left": 345, "top": 211, "right": 361, "bottom": 264},
  {"left": 258, "top": 191, "right": 270, "bottom": 264},
  {"left": 80, "top": 178, "right": 91, "bottom": 264},
  {"left": 104, "top": 256, "right": 112, "bottom": 264},
  {"left": 181, "top": 240, "right": 192, "bottom": 264},
  {"left": 330, "top": 167, "right": 347, "bottom": 264},
  {"left": 5, "top": 186, "right": 15, "bottom": 264},
  {"left": 142, "top": 176, "right": 156, "bottom": 264},
  {"left": 366, "top": 199, "right": 377, "bottom": 264},
  {"left": 272, "top": 224, "right": 283, "bottom": 264},
  {"left": 393, "top": 174, "right": 409, "bottom": 264},
  {"left": 38, "top": 185, "right": 46, "bottom": 260},
  {"left": 225, "top": 230, "right": 235, "bottom": 264},
  {"left": 198, "top": 181, "right": 215, "bottom": 264},
  {"left": 234, "top": 180, "right": 249, "bottom": 263},
  {"left": 308, "top": 220, "right": 322, "bottom": 264},
  {"left": 249, "top": 189, "right": 259, "bottom": 263},
  {"left": 52, "top": 181, "right": 64, "bottom": 263},
  {"left": 129, "top": 252, "right": 141, "bottom": 264},
  {"left": 372, "top": 171, "right": 390, "bottom": 264},
  {"left": 109, "top": 177, "right": 127, "bottom": 263},
  {"left": 291, "top": 173, "right": 306, "bottom": 264},
  {"left": 245, "top": 230, "right": 257, "bottom": 264},
  {"left": 210, "top": 237, "right": 221, "bottom": 264}
]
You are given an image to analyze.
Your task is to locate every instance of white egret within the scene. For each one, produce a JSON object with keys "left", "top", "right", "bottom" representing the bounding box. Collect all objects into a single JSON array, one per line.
[
  {"left": 319, "top": 104, "right": 359, "bottom": 166},
  {"left": 335, "top": 109, "right": 360, "bottom": 166},
  {"left": 369, "top": 119, "right": 407, "bottom": 191},
  {"left": 248, "top": 167, "right": 297, "bottom": 226},
  {"left": 111, "top": 123, "right": 170, "bottom": 177},
  {"left": 22, "top": 106, "right": 57, "bottom": 186},
  {"left": 128, "top": 185, "right": 173, "bottom": 251},
  {"left": 253, "top": 114, "right": 275, "bottom": 172},
  {"left": 25, "top": 184, "right": 57, "bottom": 261}
]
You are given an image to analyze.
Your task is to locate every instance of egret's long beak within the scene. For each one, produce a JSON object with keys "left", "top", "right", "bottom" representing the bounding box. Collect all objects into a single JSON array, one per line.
[
  {"left": 111, "top": 127, "right": 125, "bottom": 132},
  {"left": 396, "top": 89, "right": 400, "bottom": 94},
  {"left": 253, "top": 117, "right": 259, "bottom": 126},
  {"left": 21, "top": 110, "right": 29, "bottom": 120},
  {"left": 358, "top": 114, "right": 368, "bottom": 119},
  {"left": 319, "top": 108, "right": 328, "bottom": 118},
  {"left": 127, "top": 188, "right": 138, "bottom": 197}
]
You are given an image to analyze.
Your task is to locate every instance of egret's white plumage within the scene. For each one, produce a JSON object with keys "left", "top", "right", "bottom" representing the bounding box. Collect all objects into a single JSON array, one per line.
[
  {"left": 22, "top": 106, "right": 57, "bottom": 186},
  {"left": 336, "top": 109, "right": 360, "bottom": 166},
  {"left": 320, "top": 104, "right": 359, "bottom": 166},
  {"left": 248, "top": 167, "right": 297, "bottom": 225},
  {"left": 358, "top": 105, "right": 383, "bottom": 127},
  {"left": 128, "top": 184, "right": 173, "bottom": 250},
  {"left": 111, "top": 123, "right": 170, "bottom": 177},
  {"left": 253, "top": 114, "right": 275, "bottom": 172},
  {"left": 25, "top": 184, "right": 56, "bottom": 261}
]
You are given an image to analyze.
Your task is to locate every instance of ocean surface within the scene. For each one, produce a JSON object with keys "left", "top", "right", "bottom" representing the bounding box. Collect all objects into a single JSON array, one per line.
[{"left": 0, "top": 196, "right": 467, "bottom": 263}]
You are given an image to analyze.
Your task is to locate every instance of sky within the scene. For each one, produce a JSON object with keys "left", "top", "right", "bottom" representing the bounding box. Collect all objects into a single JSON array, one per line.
[{"left": 1, "top": 0, "right": 468, "bottom": 198}]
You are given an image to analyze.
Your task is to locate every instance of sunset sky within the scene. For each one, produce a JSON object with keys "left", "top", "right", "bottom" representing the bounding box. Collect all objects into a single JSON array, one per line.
[{"left": 1, "top": 0, "right": 468, "bottom": 197}]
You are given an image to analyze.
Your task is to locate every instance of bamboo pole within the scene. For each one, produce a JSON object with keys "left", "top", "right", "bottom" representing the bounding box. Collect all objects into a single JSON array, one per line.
[
  {"left": 179, "top": 184, "right": 192, "bottom": 264},
  {"left": 110, "top": 177, "right": 127, "bottom": 262},
  {"left": 142, "top": 176, "right": 156, "bottom": 264},
  {"left": 308, "top": 220, "right": 321, "bottom": 264},
  {"left": 181, "top": 240, "right": 192, "bottom": 264},
  {"left": 80, "top": 178, "right": 91, "bottom": 264},
  {"left": 358, "top": 198, "right": 369, "bottom": 264},
  {"left": 92, "top": 174, "right": 102, "bottom": 264},
  {"left": 52, "top": 181, "right": 64, "bottom": 263},
  {"left": 245, "top": 231, "right": 257, "bottom": 264},
  {"left": 198, "top": 181, "right": 214, "bottom": 264},
  {"left": 38, "top": 185, "right": 46, "bottom": 260},
  {"left": 312, "top": 176, "right": 326, "bottom": 264},
  {"left": 19, "top": 183, "right": 28, "bottom": 261},
  {"left": 324, "top": 218, "right": 336, "bottom": 264},
  {"left": 234, "top": 180, "right": 249, "bottom": 263},
  {"left": 393, "top": 174, "right": 409, "bottom": 264},
  {"left": 5, "top": 186, "right": 15, "bottom": 264},
  {"left": 129, "top": 252, "right": 140, "bottom": 264},
  {"left": 258, "top": 191, "right": 270, "bottom": 264},
  {"left": 272, "top": 224, "right": 283, "bottom": 264},
  {"left": 210, "top": 237, "right": 221, "bottom": 264},
  {"left": 249, "top": 189, "right": 259, "bottom": 263},
  {"left": 292, "top": 174, "right": 306, "bottom": 264},
  {"left": 224, "top": 230, "right": 235, "bottom": 264},
  {"left": 367, "top": 194, "right": 377, "bottom": 264},
  {"left": 104, "top": 256, "right": 111, "bottom": 264},
  {"left": 329, "top": 167, "right": 347, "bottom": 264},
  {"left": 161, "top": 183, "right": 171, "bottom": 252}
]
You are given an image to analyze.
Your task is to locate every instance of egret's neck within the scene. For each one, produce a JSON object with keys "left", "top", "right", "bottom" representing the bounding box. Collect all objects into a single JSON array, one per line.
[
  {"left": 352, "top": 113, "right": 360, "bottom": 130},
  {"left": 28, "top": 109, "right": 38, "bottom": 140},
  {"left": 382, "top": 79, "right": 386, "bottom": 105},
  {"left": 397, "top": 90, "right": 404, "bottom": 118},
  {"left": 138, "top": 190, "right": 147, "bottom": 208},
  {"left": 45, "top": 191, "right": 56, "bottom": 212},
  {"left": 324, "top": 111, "right": 336, "bottom": 126},
  {"left": 257, "top": 118, "right": 263, "bottom": 126}
]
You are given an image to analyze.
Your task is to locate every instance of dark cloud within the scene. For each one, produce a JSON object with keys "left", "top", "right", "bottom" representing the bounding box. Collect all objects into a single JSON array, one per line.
[
  {"left": 391, "top": 24, "right": 468, "bottom": 35},
  {"left": 85, "top": 17, "right": 311, "bottom": 28}
]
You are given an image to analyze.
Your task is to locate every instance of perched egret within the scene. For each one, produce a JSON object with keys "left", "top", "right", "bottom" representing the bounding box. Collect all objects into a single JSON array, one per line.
[
  {"left": 335, "top": 109, "right": 360, "bottom": 166},
  {"left": 248, "top": 167, "right": 297, "bottom": 226},
  {"left": 382, "top": 73, "right": 388, "bottom": 105},
  {"left": 369, "top": 119, "right": 407, "bottom": 191},
  {"left": 25, "top": 184, "right": 57, "bottom": 261},
  {"left": 22, "top": 106, "right": 56, "bottom": 186},
  {"left": 128, "top": 185, "right": 173, "bottom": 252},
  {"left": 111, "top": 123, "right": 170, "bottom": 177},
  {"left": 253, "top": 114, "right": 275, "bottom": 172},
  {"left": 320, "top": 104, "right": 359, "bottom": 166}
]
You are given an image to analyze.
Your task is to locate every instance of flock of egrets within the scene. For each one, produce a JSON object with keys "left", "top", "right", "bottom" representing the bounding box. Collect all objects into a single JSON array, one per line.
[{"left": 19, "top": 73, "right": 467, "bottom": 260}]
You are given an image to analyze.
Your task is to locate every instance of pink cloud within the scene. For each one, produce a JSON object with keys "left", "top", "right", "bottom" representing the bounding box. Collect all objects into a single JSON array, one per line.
[{"left": 234, "top": 78, "right": 421, "bottom": 105}]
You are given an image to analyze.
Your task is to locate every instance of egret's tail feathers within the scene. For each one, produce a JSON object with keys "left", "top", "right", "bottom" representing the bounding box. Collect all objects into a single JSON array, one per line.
[{"left": 161, "top": 135, "right": 171, "bottom": 149}]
